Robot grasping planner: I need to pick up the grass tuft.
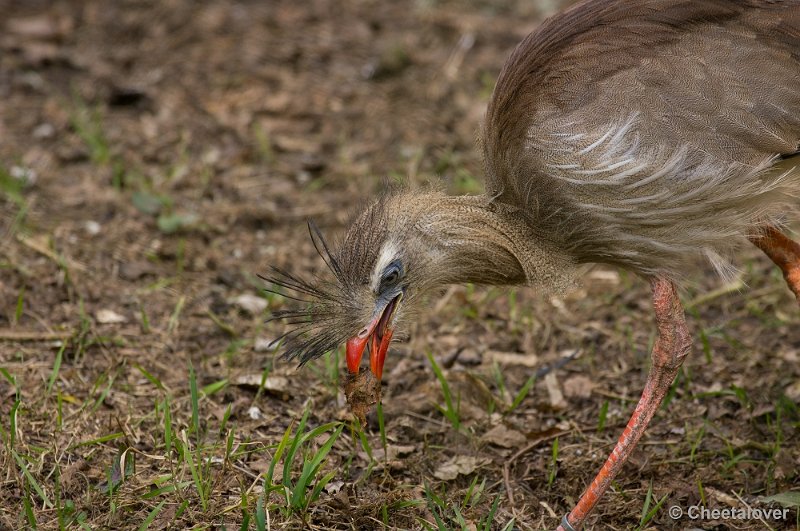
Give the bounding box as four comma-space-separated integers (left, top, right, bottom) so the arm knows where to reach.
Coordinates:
427, 351, 461, 430
264, 407, 344, 517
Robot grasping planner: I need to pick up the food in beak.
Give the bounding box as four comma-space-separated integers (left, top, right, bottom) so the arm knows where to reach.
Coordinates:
345, 295, 400, 380
343, 367, 381, 427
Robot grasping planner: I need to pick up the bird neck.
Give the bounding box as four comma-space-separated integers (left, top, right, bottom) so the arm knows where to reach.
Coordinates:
415, 194, 575, 290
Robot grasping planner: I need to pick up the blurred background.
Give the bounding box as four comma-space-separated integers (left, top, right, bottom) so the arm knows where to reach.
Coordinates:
0, 1, 798, 529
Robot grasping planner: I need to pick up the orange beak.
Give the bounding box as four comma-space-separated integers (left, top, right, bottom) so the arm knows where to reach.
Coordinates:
345, 295, 399, 380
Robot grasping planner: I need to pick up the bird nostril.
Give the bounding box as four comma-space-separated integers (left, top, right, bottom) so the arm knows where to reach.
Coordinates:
358, 328, 369, 338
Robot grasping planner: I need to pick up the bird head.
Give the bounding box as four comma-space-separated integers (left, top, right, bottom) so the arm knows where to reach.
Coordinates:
265, 193, 444, 381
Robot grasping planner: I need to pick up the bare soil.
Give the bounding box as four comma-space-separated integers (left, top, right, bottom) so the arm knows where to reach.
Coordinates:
0, 1, 798, 529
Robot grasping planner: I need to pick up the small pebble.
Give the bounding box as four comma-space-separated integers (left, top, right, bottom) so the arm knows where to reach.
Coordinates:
84, 220, 101, 235
231, 294, 268, 315
96, 309, 127, 324
254, 337, 278, 352
32, 123, 55, 139
10, 165, 37, 186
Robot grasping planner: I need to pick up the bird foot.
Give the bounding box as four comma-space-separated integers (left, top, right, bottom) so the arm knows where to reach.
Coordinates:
559, 277, 691, 530
749, 225, 800, 302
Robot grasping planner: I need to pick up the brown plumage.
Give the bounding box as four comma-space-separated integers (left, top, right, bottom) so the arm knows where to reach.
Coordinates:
484, 0, 800, 280
267, 1, 800, 528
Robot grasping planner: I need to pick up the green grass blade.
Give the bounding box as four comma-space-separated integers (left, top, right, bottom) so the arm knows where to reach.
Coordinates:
137, 500, 166, 531
547, 438, 559, 487
452, 504, 467, 528
377, 401, 387, 452
189, 364, 200, 442
13, 450, 53, 507
163, 398, 172, 456
480, 495, 501, 531
255, 492, 267, 531
356, 423, 373, 462
9, 398, 20, 448
182, 443, 207, 511
638, 481, 654, 527
133, 363, 164, 391
69, 431, 125, 450
597, 400, 609, 432
282, 408, 310, 488
267, 422, 294, 489
639, 494, 668, 529
762, 491, 800, 507
14, 287, 25, 324
309, 469, 337, 505
508, 374, 536, 413
47, 341, 67, 395
499, 520, 516, 531
22, 493, 37, 529
426, 351, 459, 430
201, 379, 228, 397
142, 481, 192, 499
0, 367, 18, 390
292, 424, 343, 508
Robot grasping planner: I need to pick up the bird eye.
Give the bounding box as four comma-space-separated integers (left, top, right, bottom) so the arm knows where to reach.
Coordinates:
379, 261, 403, 291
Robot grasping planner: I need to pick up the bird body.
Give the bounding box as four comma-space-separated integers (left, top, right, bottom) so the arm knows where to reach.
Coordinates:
269, 1, 800, 528
484, 0, 800, 280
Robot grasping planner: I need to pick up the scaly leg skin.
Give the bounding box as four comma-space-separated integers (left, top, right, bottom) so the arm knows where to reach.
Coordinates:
748, 225, 800, 302
557, 277, 692, 531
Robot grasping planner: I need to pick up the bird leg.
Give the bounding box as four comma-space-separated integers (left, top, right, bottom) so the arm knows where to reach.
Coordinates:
748, 225, 800, 302
558, 277, 691, 531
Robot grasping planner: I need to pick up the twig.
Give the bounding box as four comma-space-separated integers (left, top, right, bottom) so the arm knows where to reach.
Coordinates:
509, 429, 572, 465
731, 490, 774, 531
534, 349, 581, 379
401, 410, 450, 428
503, 461, 516, 508
0, 330, 72, 342
592, 389, 637, 403
433, 285, 459, 314
685, 276, 745, 309
17, 233, 87, 272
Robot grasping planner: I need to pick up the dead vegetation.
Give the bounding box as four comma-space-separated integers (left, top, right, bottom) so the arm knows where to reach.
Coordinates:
0, 1, 798, 529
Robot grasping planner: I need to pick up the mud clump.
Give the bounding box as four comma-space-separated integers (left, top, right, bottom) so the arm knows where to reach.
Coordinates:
343, 367, 381, 426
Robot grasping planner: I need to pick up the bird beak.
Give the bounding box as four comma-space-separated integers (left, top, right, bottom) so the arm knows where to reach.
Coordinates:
346, 294, 401, 380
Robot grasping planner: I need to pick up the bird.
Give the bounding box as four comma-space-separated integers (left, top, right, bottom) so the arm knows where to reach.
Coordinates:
265, 1, 800, 529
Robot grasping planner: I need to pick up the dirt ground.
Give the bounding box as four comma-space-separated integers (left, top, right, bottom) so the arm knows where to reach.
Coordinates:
1, 0, 799, 529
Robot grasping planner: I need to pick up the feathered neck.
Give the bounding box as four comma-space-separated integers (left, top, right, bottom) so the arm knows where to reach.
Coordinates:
390, 192, 575, 290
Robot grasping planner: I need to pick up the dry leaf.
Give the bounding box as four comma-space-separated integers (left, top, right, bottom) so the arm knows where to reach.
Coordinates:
256, 461, 283, 481
486, 350, 539, 367
325, 480, 345, 495
563, 375, 595, 399
8, 15, 72, 39
383, 444, 416, 460
586, 269, 620, 284
785, 379, 800, 401
235, 374, 288, 391
433, 455, 489, 481
481, 424, 526, 448
544, 372, 567, 410
779, 349, 798, 363
706, 487, 741, 507
365, 444, 417, 463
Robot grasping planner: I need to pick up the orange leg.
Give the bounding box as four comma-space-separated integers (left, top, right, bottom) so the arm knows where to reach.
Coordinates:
557, 277, 691, 531
748, 225, 800, 302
